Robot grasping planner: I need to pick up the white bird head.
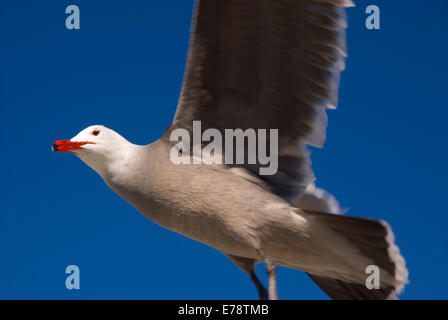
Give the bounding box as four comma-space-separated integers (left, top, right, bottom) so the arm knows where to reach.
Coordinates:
52, 125, 131, 176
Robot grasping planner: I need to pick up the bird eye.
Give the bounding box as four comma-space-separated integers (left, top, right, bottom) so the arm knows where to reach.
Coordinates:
92, 130, 100, 136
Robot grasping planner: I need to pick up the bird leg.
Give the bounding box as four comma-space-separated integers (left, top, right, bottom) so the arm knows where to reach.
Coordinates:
249, 269, 268, 300
226, 254, 268, 300
265, 260, 278, 300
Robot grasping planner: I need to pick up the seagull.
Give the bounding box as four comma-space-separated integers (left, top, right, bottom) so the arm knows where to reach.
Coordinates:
53, 0, 408, 299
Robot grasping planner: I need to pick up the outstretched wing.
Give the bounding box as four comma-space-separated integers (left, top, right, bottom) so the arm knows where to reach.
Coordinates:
170, 0, 353, 201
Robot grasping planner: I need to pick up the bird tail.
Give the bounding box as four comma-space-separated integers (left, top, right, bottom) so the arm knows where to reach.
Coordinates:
291, 183, 407, 299
298, 210, 408, 299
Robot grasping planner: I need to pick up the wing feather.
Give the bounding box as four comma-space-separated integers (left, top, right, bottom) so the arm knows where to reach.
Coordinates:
170, 0, 353, 201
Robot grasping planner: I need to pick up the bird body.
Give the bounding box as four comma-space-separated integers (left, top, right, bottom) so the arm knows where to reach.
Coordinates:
58, 126, 406, 297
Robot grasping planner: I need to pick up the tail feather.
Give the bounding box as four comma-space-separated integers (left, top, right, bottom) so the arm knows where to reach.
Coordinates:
292, 184, 408, 299
308, 274, 398, 300
300, 210, 408, 299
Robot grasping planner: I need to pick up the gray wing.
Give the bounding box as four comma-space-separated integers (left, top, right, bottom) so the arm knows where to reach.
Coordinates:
170, 0, 353, 201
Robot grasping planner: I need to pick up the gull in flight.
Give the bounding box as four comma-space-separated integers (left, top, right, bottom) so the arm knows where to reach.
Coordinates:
53, 0, 408, 299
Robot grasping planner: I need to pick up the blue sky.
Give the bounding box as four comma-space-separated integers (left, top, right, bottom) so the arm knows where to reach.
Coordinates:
0, 1, 447, 299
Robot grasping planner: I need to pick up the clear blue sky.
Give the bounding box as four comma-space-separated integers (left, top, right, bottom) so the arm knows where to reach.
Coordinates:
1, 0, 447, 299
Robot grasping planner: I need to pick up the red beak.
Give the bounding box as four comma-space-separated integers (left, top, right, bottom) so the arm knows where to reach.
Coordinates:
52, 140, 94, 153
